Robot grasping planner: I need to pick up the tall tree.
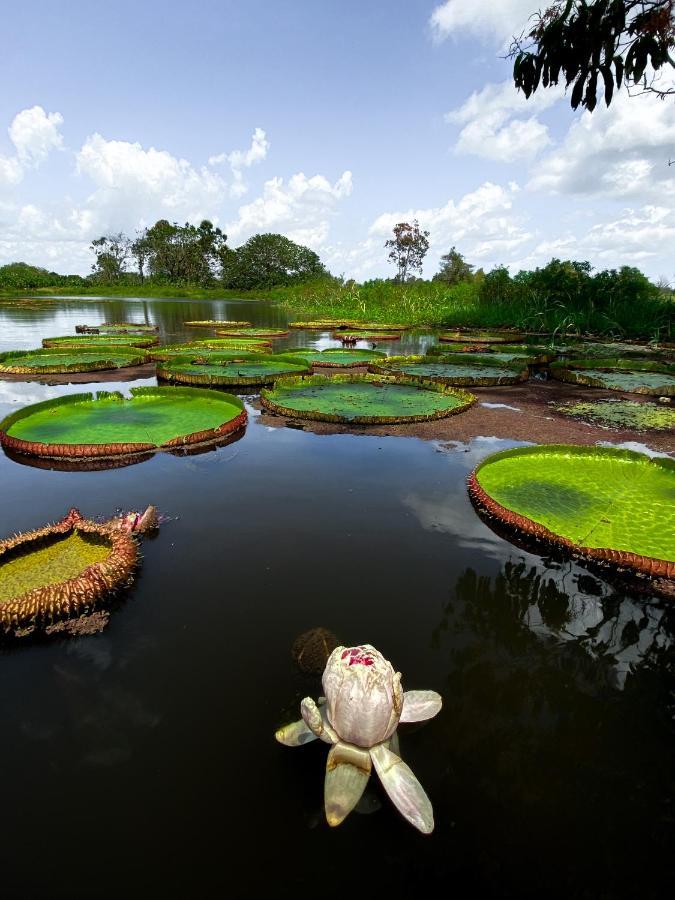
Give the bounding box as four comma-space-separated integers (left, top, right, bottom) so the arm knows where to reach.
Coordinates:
222, 233, 328, 289
432, 246, 475, 285
90, 233, 131, 282
140, 219, 228, 284
510, 1, 675, 111
385, 220, 430, 282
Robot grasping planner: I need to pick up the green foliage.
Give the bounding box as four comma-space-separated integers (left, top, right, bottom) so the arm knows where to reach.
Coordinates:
221, 232, 329, 289
510, 1, 675, 111
385, 220, 430, 282
0, 262, 86, 292
432, 246, 475, 285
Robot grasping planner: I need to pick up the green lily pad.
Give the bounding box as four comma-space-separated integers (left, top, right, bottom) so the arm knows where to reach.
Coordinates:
0, 347, 149, 374
281, 348, 387, 367
332, 331, 401, 342
469, 445, 675, 580
156, 354, 310, 386
215, 328, 289, 338
439, 330, 523, 344
149, 341, 269, 361
550, 358, 675, 395
42, 334, 159, 349
260, 373, 475, 424
369, 355, 528, 386
0, 386, 247, 458
184, 320, 252, 328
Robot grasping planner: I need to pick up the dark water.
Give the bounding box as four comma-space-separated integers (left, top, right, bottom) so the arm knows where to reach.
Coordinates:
0, 297, 674, 899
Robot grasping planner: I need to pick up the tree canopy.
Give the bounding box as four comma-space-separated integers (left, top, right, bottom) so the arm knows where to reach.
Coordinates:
221, 233, 328, 289
510, 1, 675, 111
385, 220, 430, 282
432, 247, 475, 285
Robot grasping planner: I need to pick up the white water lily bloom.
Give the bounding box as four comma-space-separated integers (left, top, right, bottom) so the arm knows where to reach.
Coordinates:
276, 643, 442, 834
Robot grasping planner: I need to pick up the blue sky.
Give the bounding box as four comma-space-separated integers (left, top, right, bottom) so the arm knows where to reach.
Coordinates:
1, 0, 673, 280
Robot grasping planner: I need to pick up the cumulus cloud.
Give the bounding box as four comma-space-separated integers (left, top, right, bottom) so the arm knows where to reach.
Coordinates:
0, 106, 63, 188
429, 0, 536, 45
76, 133, 228, 230
529, 88, 675, 201
208, 127, 270, 197
446, 80, 563, 162
226, 170, 352, 247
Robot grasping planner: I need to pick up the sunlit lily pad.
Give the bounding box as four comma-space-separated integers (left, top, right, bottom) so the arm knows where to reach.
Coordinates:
369, 354, 529, 386
0, 346, 149, 374
156, 353, 310, 386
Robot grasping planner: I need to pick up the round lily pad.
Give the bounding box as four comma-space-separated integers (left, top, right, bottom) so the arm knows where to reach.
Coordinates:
260, 373, 475, 424
0, 508, 139, 636
439, 330, 523, 344
149, 341, 269, 361
184, 320, 252, 328
96, 323, 159, 334
342, 322, 409, 331
468, 445, 675, 583
282, 348, 387, 368
332, 331, 401, 342
156, 353, 311, 387
0, 347, 149, 375
215, 328, 289, 338
552, 399, 675, 432
428, 344, 556, 365
0, 386, 247, 460
567, 340, 664, 359
42, 334, 159, 349
369, 355, 529, 386
550, 358, 675, 395
289, 320, 353, 330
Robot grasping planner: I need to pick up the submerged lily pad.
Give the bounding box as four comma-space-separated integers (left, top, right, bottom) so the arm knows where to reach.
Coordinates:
0, 347, 149, 375
468, 445, 675, 583
42, 334, 159, 349
550, 358, 675, 395
553, 399, 675, 432
156, 353, 310, 386
0, 386, 247, 460
439, 330, 523, 344
260, 373, 475, 424
369, 354, 528, 386
0, 508, 139, 636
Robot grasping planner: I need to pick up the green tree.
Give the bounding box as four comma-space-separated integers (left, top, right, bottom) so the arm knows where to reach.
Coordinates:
385, 220, 430, 282
510, 1, 675, 112
140, 219, 228, 284
432, 246, 475, 285
479, 266, 515, 304
90, 233, 131, 282
222, 233, 328, 289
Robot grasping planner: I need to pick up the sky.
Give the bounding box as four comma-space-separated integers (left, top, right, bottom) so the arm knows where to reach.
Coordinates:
0, 0, 673, 281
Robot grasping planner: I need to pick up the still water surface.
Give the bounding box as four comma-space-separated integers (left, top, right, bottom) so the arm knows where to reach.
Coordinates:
0, 297, 674, 898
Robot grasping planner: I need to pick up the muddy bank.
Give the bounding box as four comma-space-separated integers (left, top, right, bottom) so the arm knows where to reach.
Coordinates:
255, 376, 675, 454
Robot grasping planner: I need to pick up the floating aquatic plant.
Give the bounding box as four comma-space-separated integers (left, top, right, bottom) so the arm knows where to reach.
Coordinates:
553, 399, 675, 432
276, 644, 441, 833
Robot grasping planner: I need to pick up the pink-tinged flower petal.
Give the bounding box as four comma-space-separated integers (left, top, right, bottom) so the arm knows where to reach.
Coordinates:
322, 645, 403, 747
324, 742, 372, 827
275, 719, 317, 747
400, 690, 442, 724
370, 743, 434, 834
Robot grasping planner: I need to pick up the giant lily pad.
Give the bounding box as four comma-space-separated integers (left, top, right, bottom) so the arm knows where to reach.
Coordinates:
369, 354, 528, 386
260, 373, 475, 424
342, 322, 409, 332
156, 353, 310, 386
550, 358, 675, 395
289, 320, 353, 330
0, 386, 247, 460
0, 347, 150, 375
184, 320, 252, 328
149, 342, 269, 361
0, 508, 140, 636
96, 322, 159, 334
215, 328, 289, 338
468, 445, 675, 583
428, 344, 557, 365
552, 399, 675, 432
282, 348, 387, 368
439, 330, 523, 344
42, 334, 159, 349
332, 331, 401, 342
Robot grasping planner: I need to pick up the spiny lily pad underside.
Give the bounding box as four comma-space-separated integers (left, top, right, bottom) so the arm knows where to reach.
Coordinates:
0, 386, 246, 458
261, 373, 475, 424
469, 445, 675, 580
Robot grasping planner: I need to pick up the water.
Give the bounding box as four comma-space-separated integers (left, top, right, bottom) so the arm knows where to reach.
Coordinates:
0, 297, 674, 898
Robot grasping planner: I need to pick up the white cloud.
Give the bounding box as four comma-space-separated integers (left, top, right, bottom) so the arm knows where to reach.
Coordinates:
227, 170, 352, 248
209, 127, 270, 197
0, 106, 63, 188
446, 80, 563, 162
430, 0, 536, 45
76, 133, 228, 229
529, 88, 675, 201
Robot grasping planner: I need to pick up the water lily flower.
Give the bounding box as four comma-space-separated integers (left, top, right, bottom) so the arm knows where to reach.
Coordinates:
276, 644, 442, 834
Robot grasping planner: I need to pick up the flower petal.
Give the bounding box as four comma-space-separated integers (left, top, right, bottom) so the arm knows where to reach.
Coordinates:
370, 743, 434, 834
275, 719, 318, 747
301, 697, 339, 744
400, 690, 442, 724
324, 742, 371, 827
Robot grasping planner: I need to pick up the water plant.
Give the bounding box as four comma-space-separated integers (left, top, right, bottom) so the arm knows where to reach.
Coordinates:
439, 329, 523, 344
156, 353, 311, 386
552, 399, 675, 432
550, 358, 675, 395
331, 331, 401, 342
215, 328, 289, 338
0, 386, 247, 460
0, 347, 150, 375
280, 348, 387, 368
369, 354, 529, 386
276, 643, 442, 833
468, 445, 675, 589
260, 373, 475, 424
184, 320, 252, 328
42, 334, 159, 349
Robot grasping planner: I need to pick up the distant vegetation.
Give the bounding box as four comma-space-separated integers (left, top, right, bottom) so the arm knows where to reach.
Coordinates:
1, 217, 672, 339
